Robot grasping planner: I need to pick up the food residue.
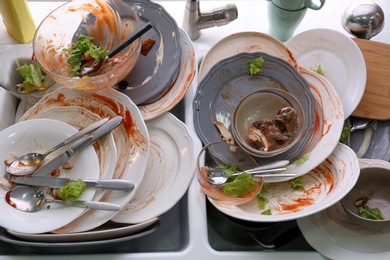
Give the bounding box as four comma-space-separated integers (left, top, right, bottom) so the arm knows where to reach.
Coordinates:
248, 107, 297, 152
56, 179, 86, 202
355, 191, 385, 220
141, 38, 156, 56
223, 172, 257, 198
16, 60, 49, 93
246, 56, 264, 76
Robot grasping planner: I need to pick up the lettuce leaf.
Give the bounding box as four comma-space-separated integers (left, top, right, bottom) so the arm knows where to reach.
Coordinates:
246, 56, 264, 76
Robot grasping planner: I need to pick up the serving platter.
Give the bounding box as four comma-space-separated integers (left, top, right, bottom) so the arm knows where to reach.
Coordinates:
210, 143, 359, 222
297, 159, 390, 259
286, 28, 366, 119
20, 86, 150, 233
198, 31, 299, 81
112, 112, 195, 223
139, 29, 196, 120
0, 119, 99, 234
117, 0, 181, 105
194, 52, 316, 179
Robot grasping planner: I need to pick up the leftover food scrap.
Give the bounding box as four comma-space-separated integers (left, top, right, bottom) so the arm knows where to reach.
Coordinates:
16, 60, 49, 93
246, 56, 264, 76
56, 179, 86, 202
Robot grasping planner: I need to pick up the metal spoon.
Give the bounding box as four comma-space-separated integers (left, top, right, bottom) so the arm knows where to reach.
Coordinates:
345, 117, 375, 146
6, 118, 109, 176
6, 186, 121, 212
341, 1, 385, 40
206, 160, 296, 185
80, 21, 153, 76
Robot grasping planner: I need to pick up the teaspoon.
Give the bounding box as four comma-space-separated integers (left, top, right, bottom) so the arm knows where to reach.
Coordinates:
6, 186, 121, 212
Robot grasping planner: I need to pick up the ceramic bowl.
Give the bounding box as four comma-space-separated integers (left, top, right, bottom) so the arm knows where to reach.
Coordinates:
232, 88, 304, 158
340, 159, 390, 231
33, 0, 141, 91
0, 44, 56, 104
196, 142, 263, 206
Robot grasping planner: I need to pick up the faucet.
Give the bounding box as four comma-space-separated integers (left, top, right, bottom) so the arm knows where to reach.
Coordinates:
182, 0, 238, 41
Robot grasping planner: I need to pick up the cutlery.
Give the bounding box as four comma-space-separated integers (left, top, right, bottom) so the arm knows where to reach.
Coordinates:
7, 175, 134, 191
6, 186, 121, 212
80, 21, 153, 76
32, 116, 122, 177
6, 117, 109, 176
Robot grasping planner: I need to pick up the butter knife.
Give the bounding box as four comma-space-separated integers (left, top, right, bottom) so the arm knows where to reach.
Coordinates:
33, 116, 122, 177
7, 175, 134, 190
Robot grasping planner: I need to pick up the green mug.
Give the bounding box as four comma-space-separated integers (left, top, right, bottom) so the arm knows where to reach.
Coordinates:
272, 0, 325, 11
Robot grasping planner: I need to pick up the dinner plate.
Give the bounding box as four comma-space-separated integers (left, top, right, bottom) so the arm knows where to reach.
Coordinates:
20, 87, 149, 233
198, 31, 299, 81
0, 119, 99, 234
0, 222, 159, 254
210, 143, 359, 222
27, 106, 117, 203
139, 29, 196, 121
112, 113, 195, 223
116, 0, 181, 105
193, 52, 316, 176
286, 28, 366, 119
6, 217, 158, 242
297, 159, 390, 259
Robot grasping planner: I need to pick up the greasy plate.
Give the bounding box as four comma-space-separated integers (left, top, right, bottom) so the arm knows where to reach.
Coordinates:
198, 31, 298, 81
297, 159, 390, 259
6, 218, 158, 242
193, 52, 315, 177
0, 222, 159, 254
116, 0, 181, 105
0, 119, 99, 234
286, 28, 366, 119
23, 106, 117, 203
112, 113, 195, 223
139, 29, 196, 121
20, 87, 149, 233
211, 143, 359, 222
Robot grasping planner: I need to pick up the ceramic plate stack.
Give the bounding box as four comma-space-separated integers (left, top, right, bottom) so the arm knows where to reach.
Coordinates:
194, 31, 361, 222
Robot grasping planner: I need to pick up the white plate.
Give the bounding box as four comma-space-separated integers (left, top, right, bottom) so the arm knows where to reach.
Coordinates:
0, 119, 99, 234
112, 113, 195, 223
6, 217, 159, 242
20, 87, 149, 233
211, 143, 359, 222
298, 159, 390, 259
198, 31, 299, 81
139, 29, 195, 121
286, 28, 366, 119
26, 106, 117, 203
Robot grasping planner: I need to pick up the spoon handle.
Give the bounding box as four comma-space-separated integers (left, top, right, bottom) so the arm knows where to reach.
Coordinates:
47, 199, 121, 211
108, 21, 153, 58
43, 117, 109, 156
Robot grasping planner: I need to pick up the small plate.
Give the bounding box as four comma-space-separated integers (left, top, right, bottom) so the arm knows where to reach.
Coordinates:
286, 28, 366, 119
193, 52, 316, 175
0, 119, 99, 234
210, 143, 359, 222
198, 31, 299, 81
20, 87, 149, 233
297, 159, 390, 259
28, 106, 117, 203
6, 218, 158, 242
139, 29, 195, 121
116, 0, 181, 105
112, 113, 195, 223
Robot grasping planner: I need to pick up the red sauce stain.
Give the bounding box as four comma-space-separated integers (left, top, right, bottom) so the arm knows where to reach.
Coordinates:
280, 197, 315, 212
5, 190, 16, 208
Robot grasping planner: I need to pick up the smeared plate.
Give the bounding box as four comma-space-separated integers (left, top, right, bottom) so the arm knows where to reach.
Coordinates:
0, 119, 99, 234
286, 28, 366, 119
198, 31, 298, 81
6, 218, 158, 242
139, 29, 195, 120
20, 87, 149, 233
297, 159, 390, 259
27, 106, 117, 203
112, 113, 195, 223
116, 0, 181, 105
211, 143, 359, 222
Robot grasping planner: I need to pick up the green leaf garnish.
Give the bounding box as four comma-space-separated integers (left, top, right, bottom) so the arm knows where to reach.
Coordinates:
291, 176, 304, 191
358, 207, 385, 220
340, 126, 352, 142
311, 64, 324, 76
16, 61, 48, 93
246, 56, 264, 76
223, 173, 257, 198
261, 209, 272, 215
293, 153, 311, 165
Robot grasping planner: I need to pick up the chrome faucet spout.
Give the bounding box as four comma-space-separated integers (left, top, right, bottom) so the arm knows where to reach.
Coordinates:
183, 0, 238, 40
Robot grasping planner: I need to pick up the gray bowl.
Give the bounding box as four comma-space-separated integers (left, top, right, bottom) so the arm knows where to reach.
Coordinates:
340, 159, 390, 231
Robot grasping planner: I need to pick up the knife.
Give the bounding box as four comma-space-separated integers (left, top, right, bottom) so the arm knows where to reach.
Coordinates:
33, 116, 122, 177
7, 175, 134, 190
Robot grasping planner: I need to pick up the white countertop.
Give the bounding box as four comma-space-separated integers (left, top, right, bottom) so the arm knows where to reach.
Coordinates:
0, 1, 389, 259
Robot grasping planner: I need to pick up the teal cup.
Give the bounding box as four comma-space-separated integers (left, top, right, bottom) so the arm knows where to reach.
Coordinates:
272, 0, 325, 11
